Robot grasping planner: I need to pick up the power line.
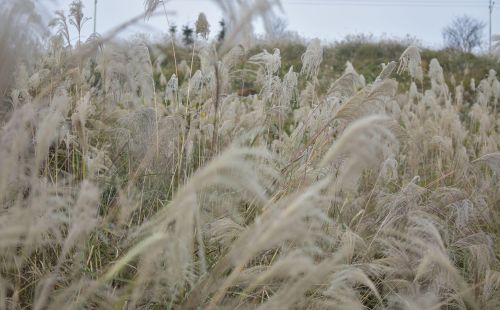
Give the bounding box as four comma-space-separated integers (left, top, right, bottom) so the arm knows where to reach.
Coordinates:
178, 0, 485, 3
280, 0, 488, 3
179, 0, 498, 8
282, 0, 491, 8
283, 0, 482, 3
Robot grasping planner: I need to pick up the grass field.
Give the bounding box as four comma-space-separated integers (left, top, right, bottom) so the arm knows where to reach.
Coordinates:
1, 0, 499, 309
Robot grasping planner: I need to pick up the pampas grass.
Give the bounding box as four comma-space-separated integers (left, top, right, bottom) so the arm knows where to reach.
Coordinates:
0, 0, 499, 309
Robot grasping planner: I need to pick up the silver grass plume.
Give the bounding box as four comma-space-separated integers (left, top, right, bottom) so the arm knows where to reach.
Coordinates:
319, 115, 398, 192
144, 0, 162, 19
333, 78, 398, 124
328, 62, 364, 101
398, 45, 423, 82
104, 146, 277, 304
0, 0, 45, 112
212, 0, 282, 53
35, 93, 68, 170
249, 48, 281, 77
280, 66, 298, 107
49, 10, 72, 48
472, 152, 500, 174
68, 0, 90, 46
429, 59, 445, 85
195, 12, 210, 40
165, 73, 178, 104
301, 38, 323, 79
376, 61, 397, 81
429, 58, 447, 99
249, 48, 281, 99
129, 41, 155, 103
184, 177, 335, 309
221, 44, 246, 70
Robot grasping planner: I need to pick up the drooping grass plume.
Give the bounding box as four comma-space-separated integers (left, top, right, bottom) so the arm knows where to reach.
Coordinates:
0, 0, 499, 309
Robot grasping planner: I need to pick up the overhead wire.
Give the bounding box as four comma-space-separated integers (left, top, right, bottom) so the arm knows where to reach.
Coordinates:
282, 0, 491, 8
177, 0, 497, 9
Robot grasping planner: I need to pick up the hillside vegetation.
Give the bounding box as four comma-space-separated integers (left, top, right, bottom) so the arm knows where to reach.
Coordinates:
0, 0, 499, 309
158, 38, 498, 95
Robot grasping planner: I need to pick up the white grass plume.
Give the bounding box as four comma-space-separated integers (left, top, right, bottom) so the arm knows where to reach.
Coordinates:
301, 38, 323, 79
398, 45, 423, 82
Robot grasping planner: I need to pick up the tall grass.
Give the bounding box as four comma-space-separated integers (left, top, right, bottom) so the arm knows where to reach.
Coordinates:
0, 0, 499, 309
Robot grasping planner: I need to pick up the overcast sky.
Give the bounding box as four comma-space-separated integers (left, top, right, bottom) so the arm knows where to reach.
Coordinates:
50, 0, 499, 49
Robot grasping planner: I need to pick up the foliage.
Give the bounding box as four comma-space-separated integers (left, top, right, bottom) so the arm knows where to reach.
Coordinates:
442, 15, 486, 53
182, 24, 194, 46
217, 19, 226, 43
0, 1, 499, 309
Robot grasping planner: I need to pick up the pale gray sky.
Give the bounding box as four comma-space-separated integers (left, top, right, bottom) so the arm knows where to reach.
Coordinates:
50, 0, 499, 49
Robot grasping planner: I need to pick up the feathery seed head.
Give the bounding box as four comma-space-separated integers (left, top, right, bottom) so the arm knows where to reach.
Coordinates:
301, 38, 323, 79
166, 73, 179, 104
398, 45, 423, 82
195, 12, 210, 39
